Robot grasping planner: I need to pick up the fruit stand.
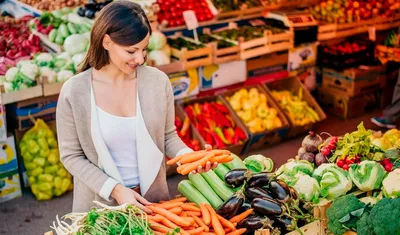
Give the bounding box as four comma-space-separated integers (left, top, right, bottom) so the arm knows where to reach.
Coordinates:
0, 0, 399, 234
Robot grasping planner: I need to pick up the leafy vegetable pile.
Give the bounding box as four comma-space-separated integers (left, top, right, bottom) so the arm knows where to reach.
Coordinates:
20, 119, 72, 200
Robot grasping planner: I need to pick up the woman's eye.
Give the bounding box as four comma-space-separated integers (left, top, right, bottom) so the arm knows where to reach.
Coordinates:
127, 50, 136, 54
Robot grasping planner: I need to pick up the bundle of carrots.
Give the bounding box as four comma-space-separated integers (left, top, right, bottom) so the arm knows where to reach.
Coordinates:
147, 197, 251, 235
167, 150, 234, 175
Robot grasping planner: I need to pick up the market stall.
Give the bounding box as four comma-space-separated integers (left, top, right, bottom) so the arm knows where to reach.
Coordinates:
0, 0, 399, 234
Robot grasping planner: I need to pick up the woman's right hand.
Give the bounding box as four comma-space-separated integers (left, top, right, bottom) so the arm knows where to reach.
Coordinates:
111, 184, 153, 214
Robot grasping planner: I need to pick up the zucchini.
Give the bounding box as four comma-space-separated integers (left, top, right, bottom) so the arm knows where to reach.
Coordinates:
202, 171, 234, 201
214, 164, 230, 180
189, 173, 223, 209
224, 154, 247, 170
178, 180, 210, 206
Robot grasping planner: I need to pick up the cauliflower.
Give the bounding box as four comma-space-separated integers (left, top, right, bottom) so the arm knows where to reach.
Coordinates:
5, 67, 19, 82
3, 82, 13, 93
20, 63, 39, 80
34, 53, 54, 67
16, 60, 34, 68
40, 67, 57, 84
276, 159, 314, 176
382, 169, 400, 198
56, 52, 72, 63
57, 70, 74, 83
278, 172, 320, 202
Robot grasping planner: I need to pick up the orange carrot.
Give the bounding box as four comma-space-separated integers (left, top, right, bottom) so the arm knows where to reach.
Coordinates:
179, 152, 207, 164
148, 220, 171, 233
199, 203, 211, 226
154, 214, 180, 229
217, 215, 235, 231
211, 150, 231, 156
205, 204, 225, 235
161, 197, 187, 204
229, 209, 254, 223
186, 227, 205, 234
226, 228, 246, 235
179, 228, 191, 235
153, 232, 164, 235
186, 202, 197, 206
218, 155, 234, 163
146, 215, 161, 222
167, 155, 185, 165
199, 233, 216, 235
187, 211, 202, 217
169, 207, 183, 214
181, 211, 189, 217
193, 215, 209, 232
147, 206, 192, 227
154, 201, 184, 209
182, 204, 201, 212
211, 155, 230, 163
181, 153, 215, 175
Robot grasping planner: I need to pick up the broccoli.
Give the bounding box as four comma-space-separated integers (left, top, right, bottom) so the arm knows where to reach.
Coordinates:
326, 194, 366, 235
356, 211, 376, 235
369, 198, 400, 235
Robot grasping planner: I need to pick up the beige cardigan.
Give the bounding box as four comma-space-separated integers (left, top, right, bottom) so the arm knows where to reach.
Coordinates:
56, 66, 191, 212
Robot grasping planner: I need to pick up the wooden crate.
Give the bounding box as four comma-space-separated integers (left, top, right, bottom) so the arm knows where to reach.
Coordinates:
168, 33, 213, 69
0, 78, 43, 105
321, 65, 387, 97
376, 45, 400, 64
318, 13, 400, 41
256, 220, 325, 235
32, 31, 63, 54
42, 77, 65, 97
202, 29, 241, 64
215, 6, 264, 20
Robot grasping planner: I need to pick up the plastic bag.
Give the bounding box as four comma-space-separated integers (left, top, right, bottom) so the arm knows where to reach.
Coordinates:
19, 119, 72, 200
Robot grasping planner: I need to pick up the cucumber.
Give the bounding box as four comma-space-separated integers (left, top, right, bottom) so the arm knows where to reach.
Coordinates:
202, 171, 234, 201
188, 173, 223, 209
178, 180, 209, 206
67, 23, 77, 35
49, 29, 57, 43
223, 154, 247, 170
55, 33, 64, 45
58, 23, 70, 38
213, 164, 230, 180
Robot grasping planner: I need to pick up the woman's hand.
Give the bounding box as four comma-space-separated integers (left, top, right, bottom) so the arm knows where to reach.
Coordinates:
192, 144, 218, 174
111, 184, 153, 214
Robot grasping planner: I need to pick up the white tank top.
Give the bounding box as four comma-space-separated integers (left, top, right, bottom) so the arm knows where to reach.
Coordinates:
97, 106, 140, 188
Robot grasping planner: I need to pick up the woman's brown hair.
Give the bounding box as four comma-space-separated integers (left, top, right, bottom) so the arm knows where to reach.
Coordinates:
80, 1, 152, 72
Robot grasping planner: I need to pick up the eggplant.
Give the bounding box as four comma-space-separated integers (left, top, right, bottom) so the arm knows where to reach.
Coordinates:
85, 9, 96, 19
269, 180, 290, 203
274, 215, 295, 233
217, 191, 245, 219
77, 7, 86, 17
247, 172, 272, 187
245, 187, 273, 201
237, 215, 272, 230
224, 169, 249, 188
237, 202, 252, 214
251, 198, 283, 217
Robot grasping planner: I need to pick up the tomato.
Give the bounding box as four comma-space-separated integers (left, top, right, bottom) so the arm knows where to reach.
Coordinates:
168, 20, 177, 27
206, 13, 214, 20
201, 1, 208, 7
171, 11, 179, 18
336, 160, 345, 168
198, 14, 206, 21
176, 19, 185, 25
175, 3, 182, 9
187, 3, 194, 10
342, 164, 350, 170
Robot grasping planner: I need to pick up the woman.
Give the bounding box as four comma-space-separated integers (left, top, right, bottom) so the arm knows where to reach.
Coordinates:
56, 1, 214, 213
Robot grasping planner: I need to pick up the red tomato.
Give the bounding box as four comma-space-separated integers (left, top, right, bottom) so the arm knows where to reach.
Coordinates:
175, 3, 182, 9
206, 13, 214, 20
198, 14, 206, 21
168, 20, 177, 27
187, 3, 194, 9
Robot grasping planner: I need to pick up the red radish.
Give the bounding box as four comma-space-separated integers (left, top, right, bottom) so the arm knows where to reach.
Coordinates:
384, 163, 393, 172
342, 164, 350, 170
337, 160, 345, 168
382, 159, 391, 165
345, 158, 354, 164
321, 147, 331, 156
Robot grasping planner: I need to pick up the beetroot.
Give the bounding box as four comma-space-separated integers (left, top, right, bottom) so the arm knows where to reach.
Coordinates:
302, 131, 323, 153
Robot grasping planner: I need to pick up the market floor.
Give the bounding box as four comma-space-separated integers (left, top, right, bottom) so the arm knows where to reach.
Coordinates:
0, 111, 384, 235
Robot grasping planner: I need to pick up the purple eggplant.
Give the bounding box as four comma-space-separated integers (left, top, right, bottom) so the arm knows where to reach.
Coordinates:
274, 215, 295, 233
244, 187, 273, 201
269, 180, 290, 203
237, 202, 252, 214
237, 215, 272, 230
217, 191, 245, 219
247, 172, 272, 187
225, 169, 250, 188
251, 198, 283, 217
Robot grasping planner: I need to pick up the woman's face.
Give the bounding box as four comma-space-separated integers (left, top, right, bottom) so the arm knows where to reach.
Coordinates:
103, 33, 150, 75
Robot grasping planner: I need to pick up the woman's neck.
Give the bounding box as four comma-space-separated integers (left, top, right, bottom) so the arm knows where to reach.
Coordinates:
94, 63, 137, 84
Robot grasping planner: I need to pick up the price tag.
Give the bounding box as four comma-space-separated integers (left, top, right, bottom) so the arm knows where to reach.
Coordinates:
183, 10, 199, 30
368, 26, 376, 41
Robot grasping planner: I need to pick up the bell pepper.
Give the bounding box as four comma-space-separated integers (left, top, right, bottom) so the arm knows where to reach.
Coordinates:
202, 102, 216, 116
210, 131, 226, 149
235, 127, 247, 140
175, 116, 183, 129
196, 114, 210, 129
194, 103, 201, 115
213, 102, 229, 114
215, 112, 232, 127
185, 106, 196, 121
215, 127, 231, 145
202, 128, 216, 147
224, 128, 235, 144
180, 117, 190, 137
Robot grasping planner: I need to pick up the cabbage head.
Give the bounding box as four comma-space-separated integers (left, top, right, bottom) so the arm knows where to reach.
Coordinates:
349, 161, 386, 192
382, 169, 400, 198
276, 159, 314, 176
64, 34, 89, 56
313, 164, 352, 200
148, 31, 167, 51
243, 154, 274, 173
278, 172, 320, 202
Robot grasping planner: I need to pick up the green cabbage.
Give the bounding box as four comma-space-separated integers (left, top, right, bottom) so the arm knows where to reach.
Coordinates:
382, 169, 400, 198
243, 154, 274, 173
349, 160, 386, 192
278, 172, 320, 202
276, 159, 314, 176
64, 34, 89, 56
313, 164, 352, 200
148, 31, 167, 51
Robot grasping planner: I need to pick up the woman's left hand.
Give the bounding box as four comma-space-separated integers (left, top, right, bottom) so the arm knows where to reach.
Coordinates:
192, 144, 218, 174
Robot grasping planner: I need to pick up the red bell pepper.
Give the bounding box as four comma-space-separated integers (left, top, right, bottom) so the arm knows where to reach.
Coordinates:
208, 129, 226, 149
235, 126, 247, 140
180, 116, 190, 137
196, 114, 210, 129
202, 128, 214, 146
215, 127, 231, 145
224, 128, 235, 144
202, 102, 216, 116
214, 112, 232, 127
213, 102, 230, 114
185, 106, 196, 121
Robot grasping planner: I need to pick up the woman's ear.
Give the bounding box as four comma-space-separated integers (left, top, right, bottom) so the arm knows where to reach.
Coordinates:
102, 34, 112, 51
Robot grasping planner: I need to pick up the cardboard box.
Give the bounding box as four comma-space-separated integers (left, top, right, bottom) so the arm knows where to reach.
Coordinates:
8, 101, 57, 131
0, 105, 7, 142
168, 69, 200, 100
321, 65, 387, 97
198, 61, 247, 91
288, 43, 318, 72
220, 85, 290, 153
0, 171, 22, 203
264, 77, 327, 138
0, 135, 18, 175
246, 52, 288, 78
178, 96, 249, 155
318, 87, 382, 119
